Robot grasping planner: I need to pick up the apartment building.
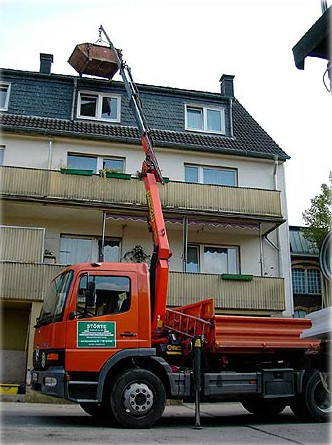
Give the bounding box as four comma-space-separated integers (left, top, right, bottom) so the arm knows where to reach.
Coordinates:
0, 52, 292, 390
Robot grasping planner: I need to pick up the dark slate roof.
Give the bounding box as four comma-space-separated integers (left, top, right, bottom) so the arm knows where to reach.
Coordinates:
0, 68, 289, 160
0, 101, 289, 160
289, 226, 319, 255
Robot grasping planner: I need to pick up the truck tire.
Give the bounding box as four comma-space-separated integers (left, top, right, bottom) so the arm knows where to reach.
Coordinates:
290, 371, 331, 422
241, 398, 287, 417
107, 368, 166, 428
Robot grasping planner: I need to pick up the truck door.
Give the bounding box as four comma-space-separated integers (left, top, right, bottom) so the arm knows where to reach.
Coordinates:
65, 271, 139, 372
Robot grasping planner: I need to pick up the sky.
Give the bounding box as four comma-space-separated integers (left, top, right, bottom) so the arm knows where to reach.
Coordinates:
0, 0, 331, 225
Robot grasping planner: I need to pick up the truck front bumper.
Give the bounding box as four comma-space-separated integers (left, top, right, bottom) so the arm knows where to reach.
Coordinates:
31, 367, 67, 399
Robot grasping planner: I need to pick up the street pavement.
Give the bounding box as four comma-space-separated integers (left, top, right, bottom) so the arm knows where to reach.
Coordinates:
0, 401, 331, 444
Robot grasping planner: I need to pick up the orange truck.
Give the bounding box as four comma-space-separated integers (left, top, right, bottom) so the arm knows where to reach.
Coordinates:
31, 27, 330, 428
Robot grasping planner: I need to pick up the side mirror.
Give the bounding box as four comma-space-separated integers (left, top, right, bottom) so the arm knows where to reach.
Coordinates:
85, 281, 96, 308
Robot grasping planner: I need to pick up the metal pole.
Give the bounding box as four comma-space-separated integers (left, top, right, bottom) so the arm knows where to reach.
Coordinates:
193, 336, 203, 429
100, 210, 106, 262
259, 222, 264, 276
183, 216, 188, 272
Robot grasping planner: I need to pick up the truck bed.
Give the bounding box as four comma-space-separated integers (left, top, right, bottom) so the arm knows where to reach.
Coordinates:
165, 299, 320, 353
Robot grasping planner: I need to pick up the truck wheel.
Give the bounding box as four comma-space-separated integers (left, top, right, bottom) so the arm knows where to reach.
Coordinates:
290, 371, 331, 422
241, 398, 287, 416
107, 368, 166, 428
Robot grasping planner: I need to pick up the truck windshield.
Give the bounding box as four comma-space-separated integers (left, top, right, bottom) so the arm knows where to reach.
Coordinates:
36, 270, 74, 327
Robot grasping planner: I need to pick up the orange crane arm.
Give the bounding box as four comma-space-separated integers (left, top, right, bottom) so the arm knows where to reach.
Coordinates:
99, 26, 171, 333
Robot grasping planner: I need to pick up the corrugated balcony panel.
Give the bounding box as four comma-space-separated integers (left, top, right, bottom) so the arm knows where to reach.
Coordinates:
160, 182, 281, 216
0, 166, 49, 198
0, 226, 44, 262
168, 272, 285, 312
1, 262, 285, 313
49, 172, 146, 204
0, 262, 64, 301
0, 167, 282, 218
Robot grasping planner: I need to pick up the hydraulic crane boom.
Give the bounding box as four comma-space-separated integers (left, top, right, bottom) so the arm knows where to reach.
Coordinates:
99, 26, 171, 333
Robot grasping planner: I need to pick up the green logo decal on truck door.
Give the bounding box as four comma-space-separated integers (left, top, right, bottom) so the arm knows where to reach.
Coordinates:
77, 321, 116, 348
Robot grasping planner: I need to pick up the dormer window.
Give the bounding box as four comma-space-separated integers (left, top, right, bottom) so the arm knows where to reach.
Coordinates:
78, 91, 121, 122
185, 104, 225, 134
0, 83, 11, 111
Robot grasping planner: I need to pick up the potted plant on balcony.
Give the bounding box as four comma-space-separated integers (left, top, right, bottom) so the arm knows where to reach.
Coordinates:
123, 245, 150, 263
99, 168, 131, 180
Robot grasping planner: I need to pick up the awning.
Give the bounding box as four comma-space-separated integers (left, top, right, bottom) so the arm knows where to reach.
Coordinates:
104, 212, 259, 231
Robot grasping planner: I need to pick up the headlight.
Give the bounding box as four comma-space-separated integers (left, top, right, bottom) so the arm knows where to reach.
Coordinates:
44, 377, 57, 387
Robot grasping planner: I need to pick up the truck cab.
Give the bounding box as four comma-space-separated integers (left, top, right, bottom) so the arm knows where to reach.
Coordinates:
32, 262, 154, 399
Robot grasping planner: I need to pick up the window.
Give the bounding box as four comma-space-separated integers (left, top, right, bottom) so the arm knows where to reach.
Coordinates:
60, 236, 120, 265
66, 154, 125, 174
0, 83, 10, 111
77, 274, 131, 316
67, 154, 97, 171
185, 104, 225, 134
0, 146, 4, 165
186, 245, 199, 273
186, 244, 238, 274
185, 165, 237, 186
37, 270, 73, 326
78, 91, 120, 122
103, 158, 124, 172
203, 246, 238, 274
292, 267, 321, 294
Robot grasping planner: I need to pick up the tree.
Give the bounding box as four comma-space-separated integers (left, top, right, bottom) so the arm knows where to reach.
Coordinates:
302, 173, 332, 249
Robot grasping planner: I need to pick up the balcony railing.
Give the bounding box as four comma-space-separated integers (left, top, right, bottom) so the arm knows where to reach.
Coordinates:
0, 166, 282, 219
0, 261, 285, 313
167, 271, 285, 312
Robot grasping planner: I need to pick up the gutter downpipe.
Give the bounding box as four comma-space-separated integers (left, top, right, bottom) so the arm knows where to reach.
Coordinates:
47, 139, 53, 170
264, 156, 282, 276
273, 155, 283, 278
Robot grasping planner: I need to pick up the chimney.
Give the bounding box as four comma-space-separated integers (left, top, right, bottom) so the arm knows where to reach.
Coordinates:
220, 74, 235, 98
40, 53, 54, 74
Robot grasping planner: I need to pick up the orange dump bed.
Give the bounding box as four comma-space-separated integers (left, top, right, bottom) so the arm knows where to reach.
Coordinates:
166, 299, 320, 354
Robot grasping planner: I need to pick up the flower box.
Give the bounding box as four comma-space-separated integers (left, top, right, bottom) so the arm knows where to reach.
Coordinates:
105, 172, 131, 180
221, 274, 253, 281
60, 168, 94, 176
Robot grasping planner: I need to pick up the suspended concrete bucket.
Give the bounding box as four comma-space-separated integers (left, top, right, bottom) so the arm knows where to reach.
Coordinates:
68, 43, 121, 79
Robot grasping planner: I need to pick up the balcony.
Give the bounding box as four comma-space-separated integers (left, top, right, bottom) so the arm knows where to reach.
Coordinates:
0, 166, 283, 222
0, 261, 285, 314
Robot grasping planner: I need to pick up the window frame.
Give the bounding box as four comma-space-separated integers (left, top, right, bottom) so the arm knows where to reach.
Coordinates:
66, 153, 126, 174
77, 273, 131, 316
185, 244, 200, 273
185, 103, 226, 134
184, 164, 237, 187
0, 82, 11, 111
292, 266, 321, 295
77, 90, 121, 122
186, 243, 239, 275
0, 145, 5, 166
59, 234, 121, 265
